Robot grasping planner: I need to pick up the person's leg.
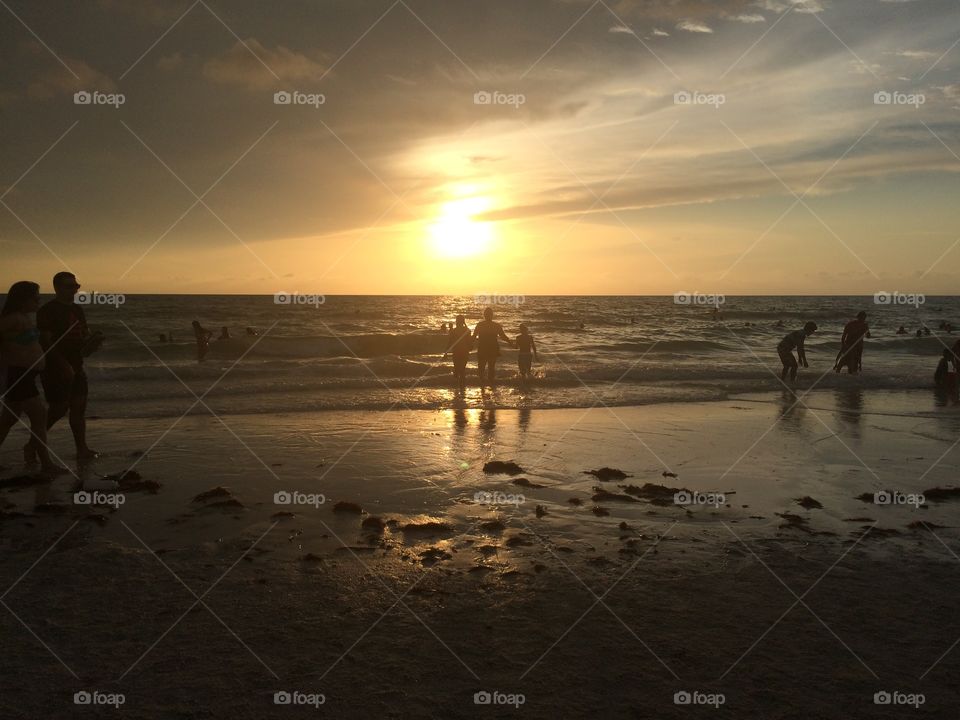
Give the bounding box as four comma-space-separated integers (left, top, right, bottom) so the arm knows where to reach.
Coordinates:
477, 355, 488, 385
22, 397, 64, 473
488, 359, 497, 386
0, 402, 20, 449
789, 354, 798, 381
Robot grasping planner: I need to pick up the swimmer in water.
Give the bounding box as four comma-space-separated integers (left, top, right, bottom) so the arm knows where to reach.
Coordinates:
515, 324, 538, 381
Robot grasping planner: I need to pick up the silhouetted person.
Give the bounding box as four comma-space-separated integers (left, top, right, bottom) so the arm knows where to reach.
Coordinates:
158, 333, 167, 343
835, 311, 870, 374
924, 326, 931, 336
473, 307, 511, 386
896, 325, 907, 335
192, 320, 213, 362
444, 315, 473, 392
245, 327, 259, 336
778, 321, 817, 382
27, 272, 101, 462
219, 326, 230, 340
917, 329, 923, 338
936, 348, 952, 388
0, 281, 65, 474
515, 324, 538, 380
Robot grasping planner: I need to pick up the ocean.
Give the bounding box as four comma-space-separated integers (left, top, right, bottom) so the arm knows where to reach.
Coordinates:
56, 294, 960, 418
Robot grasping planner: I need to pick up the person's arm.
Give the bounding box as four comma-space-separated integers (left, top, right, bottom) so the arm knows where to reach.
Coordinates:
498, 324, 511, 345
798, 339, 808, 367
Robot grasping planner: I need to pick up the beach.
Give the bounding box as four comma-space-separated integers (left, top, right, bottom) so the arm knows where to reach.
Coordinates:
2, 391, 960, 718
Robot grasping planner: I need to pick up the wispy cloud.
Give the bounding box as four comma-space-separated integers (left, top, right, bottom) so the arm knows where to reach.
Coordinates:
677, 19, 713, 33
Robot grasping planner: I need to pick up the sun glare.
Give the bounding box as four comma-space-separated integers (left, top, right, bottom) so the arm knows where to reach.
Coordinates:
428, 195, 494, 258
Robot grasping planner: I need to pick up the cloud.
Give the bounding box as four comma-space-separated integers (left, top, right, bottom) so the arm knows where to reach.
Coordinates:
652, 28, 670, 36
19, 41, 116, 100
756, 0, 825, 13
203, 38, 327, 90
609, 25, 636, 35
677, 20, 713, 33
894, 50, 938, 60
730, 13, 767, 22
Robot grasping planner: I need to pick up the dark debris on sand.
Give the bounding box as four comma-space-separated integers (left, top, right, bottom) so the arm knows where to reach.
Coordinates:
332, 501, 364, 514
107, 470, 161, 494
583, 467, 630, 482
620, 483, 687, 506
512, 477, 545, 488
923, 487, 960, 502
795, 496, 823, 510
193, 486, 234, 503
591, 486, 637, 503
483, 460, 524, 475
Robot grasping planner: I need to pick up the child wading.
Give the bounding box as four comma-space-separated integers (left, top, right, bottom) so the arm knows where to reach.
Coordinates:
777, 321, 817, 382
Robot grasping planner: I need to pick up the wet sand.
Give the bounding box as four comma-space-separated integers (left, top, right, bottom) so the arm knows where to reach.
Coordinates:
1, 391, 960, 717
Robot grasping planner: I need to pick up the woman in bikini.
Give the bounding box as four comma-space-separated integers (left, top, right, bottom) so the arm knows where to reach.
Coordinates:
0, 281, 65, 474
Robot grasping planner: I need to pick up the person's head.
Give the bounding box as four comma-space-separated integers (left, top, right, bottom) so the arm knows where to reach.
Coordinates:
483, 307, 493, 320
857, 311, 866, 321
192, 320, 201, 329
221, 326, 228, 333
455, 314, 466, 327
52, 271, 80, 301
519, 323, 529, 335
2, 281, 41, 316
803, 321, 818, 335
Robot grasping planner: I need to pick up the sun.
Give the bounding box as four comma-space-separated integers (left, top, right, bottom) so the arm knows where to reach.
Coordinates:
428, 195, 494, 258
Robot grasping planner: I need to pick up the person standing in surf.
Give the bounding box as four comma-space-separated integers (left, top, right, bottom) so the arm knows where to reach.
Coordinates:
835, 311, 870, 374
473, 307, 512, 387
777, 321, 817, 382
445, 315, 473, 391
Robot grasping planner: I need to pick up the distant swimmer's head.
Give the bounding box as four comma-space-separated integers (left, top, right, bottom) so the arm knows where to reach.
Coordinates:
803, 321, 818, 334
192, 320, 201, 329
519, 324, 529, 334
455, 314, 466, 327
857, 311, 867, 321
483, 307, 494, 320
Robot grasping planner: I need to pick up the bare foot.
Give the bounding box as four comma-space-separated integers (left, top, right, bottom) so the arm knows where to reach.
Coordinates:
23, 443, 38, 464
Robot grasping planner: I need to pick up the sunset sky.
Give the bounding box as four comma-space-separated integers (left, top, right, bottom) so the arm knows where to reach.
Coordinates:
1, 0, 958, 295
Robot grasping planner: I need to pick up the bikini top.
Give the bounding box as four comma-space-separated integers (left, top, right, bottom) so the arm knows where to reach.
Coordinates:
2, 324, 39, 346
